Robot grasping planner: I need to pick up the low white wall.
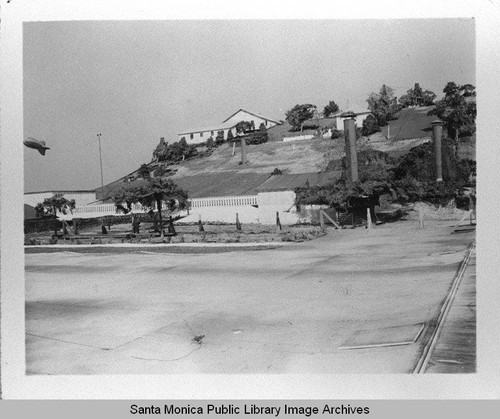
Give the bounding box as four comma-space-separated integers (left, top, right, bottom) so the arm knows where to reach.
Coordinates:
185, 195, 259, 223
182, 205, 259, 224
257, 190, 301, 225
58, 202, 184, 220
54, 192, 323, 225
297, 205, 329, 224
58, 203, 144, 220
282, 134, 315, 142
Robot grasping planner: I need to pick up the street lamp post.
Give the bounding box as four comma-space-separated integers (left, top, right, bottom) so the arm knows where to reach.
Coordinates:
97, 133, 104, 190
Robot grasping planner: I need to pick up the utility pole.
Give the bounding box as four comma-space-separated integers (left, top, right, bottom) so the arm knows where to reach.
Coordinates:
97, 133, 104, 189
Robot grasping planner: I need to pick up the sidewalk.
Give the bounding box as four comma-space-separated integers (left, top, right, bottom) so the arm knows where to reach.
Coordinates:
424, 249, 476, 373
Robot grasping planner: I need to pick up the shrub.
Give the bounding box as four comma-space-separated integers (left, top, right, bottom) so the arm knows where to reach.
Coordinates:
361, 114, 380, 136
331, 129, 343, 139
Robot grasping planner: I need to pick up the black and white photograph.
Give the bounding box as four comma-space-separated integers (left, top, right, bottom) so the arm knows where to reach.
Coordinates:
2, 0, 500, 401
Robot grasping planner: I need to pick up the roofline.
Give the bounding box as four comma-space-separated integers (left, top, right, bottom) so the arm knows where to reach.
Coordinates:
178, 123, 237, 135
24, 189, 97, 195
222, 109, 281, 124
332, 110, 371, 117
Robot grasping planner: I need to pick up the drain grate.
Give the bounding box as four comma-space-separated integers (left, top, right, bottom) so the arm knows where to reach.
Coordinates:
339, 323, 425, 350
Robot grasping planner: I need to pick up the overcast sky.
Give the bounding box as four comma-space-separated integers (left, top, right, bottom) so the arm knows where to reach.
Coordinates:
23, 19, 475, 192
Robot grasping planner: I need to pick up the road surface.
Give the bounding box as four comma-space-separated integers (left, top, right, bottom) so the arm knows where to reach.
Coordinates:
25, 221, 475, 374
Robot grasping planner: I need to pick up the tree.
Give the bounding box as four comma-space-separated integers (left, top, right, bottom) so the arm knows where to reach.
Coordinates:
38, 193, 76, 235
137, 163, 151, 179
216, 130, 224, 144
114, 177, 188, 237
323, 100, 340, 117
153, 138, 198, 163
390, 134, 475, 205
285, 104, 317, 131
399, 83, 436, 108
235, 121, 252, 134
34, 203, 45, 218
152, 137, 168, 161
330, 129, 343, 139
366, 85, 400, 126
429, 82, 476, 152
296, 147, 394, 213
361, 114, 380, 136
246, 123, 269, 145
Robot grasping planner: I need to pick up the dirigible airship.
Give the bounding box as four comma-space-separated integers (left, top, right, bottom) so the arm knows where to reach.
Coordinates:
24, 137, 50, 155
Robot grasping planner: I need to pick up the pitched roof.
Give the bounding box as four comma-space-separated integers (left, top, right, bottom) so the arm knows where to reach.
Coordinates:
24, 189, 97, 195
331, 108, 371, 118
178, 122, 237, 135
173, 172, 271, 198
256, 171, 341, 192
222, 109, 281, 124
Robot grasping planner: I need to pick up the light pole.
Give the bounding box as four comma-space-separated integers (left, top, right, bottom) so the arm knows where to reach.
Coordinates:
97, 133, 104, 189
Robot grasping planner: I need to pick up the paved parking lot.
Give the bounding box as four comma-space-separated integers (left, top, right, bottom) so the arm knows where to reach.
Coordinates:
25, 221, 475, 374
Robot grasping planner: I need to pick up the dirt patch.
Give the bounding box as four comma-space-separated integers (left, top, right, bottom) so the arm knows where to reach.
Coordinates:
403, 202, 470, 221
25, 225, 326, 248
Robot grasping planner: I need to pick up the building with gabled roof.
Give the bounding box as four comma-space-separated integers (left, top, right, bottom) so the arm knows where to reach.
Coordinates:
222, 109, 281, 126
178, 109, 280, 145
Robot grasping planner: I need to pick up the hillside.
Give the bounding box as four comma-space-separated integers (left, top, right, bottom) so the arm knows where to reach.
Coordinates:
169, 138, 343, 179
367, 106, 434, 157
170, 106, 437, 179
96, 106, 475, 201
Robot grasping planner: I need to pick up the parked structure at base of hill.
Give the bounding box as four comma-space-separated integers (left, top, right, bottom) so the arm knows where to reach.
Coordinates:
27, 171, 341, 226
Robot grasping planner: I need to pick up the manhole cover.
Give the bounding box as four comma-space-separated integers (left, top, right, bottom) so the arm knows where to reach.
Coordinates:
339, 323, 425, 350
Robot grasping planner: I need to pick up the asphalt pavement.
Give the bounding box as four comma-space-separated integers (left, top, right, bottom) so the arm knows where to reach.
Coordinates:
25, 221, 475, 374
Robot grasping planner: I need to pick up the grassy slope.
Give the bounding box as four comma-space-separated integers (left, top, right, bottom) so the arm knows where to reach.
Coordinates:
366, 106, 435, 157
97, 106, 476, 202
169, 107, 443, 179
170, 138, 345, 179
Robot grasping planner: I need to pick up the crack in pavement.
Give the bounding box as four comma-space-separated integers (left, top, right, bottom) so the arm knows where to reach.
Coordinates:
26, 333, 112, 350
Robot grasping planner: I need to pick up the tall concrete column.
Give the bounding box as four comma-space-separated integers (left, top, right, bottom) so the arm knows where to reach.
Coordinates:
240, 137, 247, 164
432, 119, 443, 182
342, 112, 359, 185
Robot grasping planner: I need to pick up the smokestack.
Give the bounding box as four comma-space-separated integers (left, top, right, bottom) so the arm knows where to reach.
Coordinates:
240, 136, 247, 164
342, 112, 359, 185
431, 119, 443, 182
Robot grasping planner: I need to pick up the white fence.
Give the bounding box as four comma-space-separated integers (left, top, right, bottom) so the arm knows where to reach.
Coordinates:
72, 203, 144, 215
61, 202, 175, 220
191, 195, 258, 208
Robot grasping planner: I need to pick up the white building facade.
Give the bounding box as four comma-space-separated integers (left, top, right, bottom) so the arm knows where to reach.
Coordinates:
334, 111, 371, 130
178, 109, 280, 145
